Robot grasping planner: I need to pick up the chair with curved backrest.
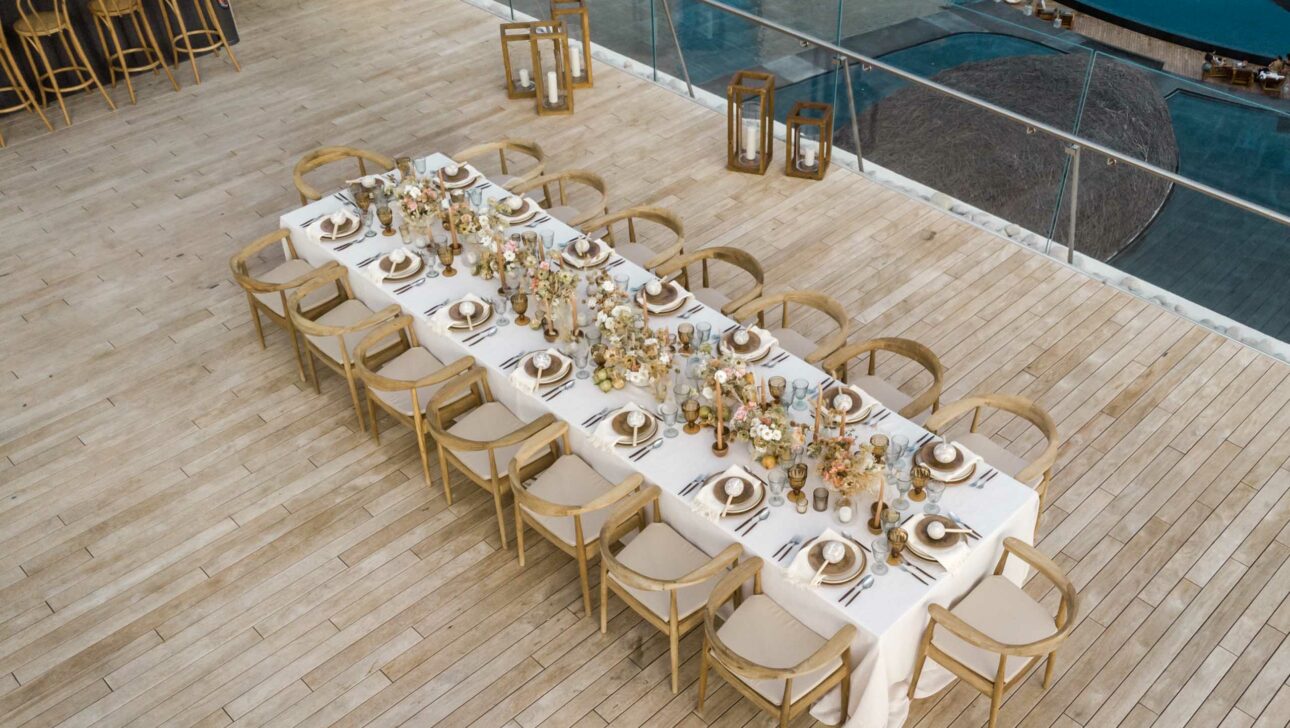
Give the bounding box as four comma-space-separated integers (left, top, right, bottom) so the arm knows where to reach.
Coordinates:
12, 0, 117, 126
923, 393, 1059, 524
0, 29, 54, 147
509, 420, 642, 616
653, 246, 764, 316
510, 169, 608, 228
229, 229, 332, 382
352, 315, 475, 489
580, 206, 685, 271
908, 537, 1077, 728
599, 485, 742, 693
450, 138, 546, 190
288, 266, 401, 432
293, 146, 395, 205
698, 557, 856, 726
821, 337, 945, 421
425, 366, 557, 550
730, 292, 850, 365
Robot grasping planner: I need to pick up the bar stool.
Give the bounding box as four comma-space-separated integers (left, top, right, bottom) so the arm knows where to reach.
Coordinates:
12, 0, 117, 126
156, 0, 241, 84
89, 0, 180, 104
0, 29, 55, 146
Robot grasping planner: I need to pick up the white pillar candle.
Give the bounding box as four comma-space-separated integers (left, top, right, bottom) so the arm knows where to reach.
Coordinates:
741, 120, 757, 161
803, 143, 817, 168
519, 68, 530, 88
546, 70, 559, 105
570, 45, 583, 79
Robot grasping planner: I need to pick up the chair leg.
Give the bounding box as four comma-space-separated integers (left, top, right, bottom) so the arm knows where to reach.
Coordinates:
368, 398, 381, 443
576, 548, 592, 617
492, 486, 509, 550
840, 653, 852, 725
436, 446, 453, 505
415, 430, 433, 490
598, 563, 608, 634
3, 45, 52, 132
696, 636, 710, 711
64, 26, 116, 111
101, 16, 137, 104
344, 371, 366, 433
908, 626, 933, 699
1043, 652, 1056, 688
668, 628, 680, 694
201, 0, 240, 72
247, 298, 266, 348
92, 18, 115, 88
134, 10, 180, 92
989, 681, 1004, 728
24, 37, 70, 126
168, 2, 201, 83
306, 352, 321, 394
514, 503, 527, 566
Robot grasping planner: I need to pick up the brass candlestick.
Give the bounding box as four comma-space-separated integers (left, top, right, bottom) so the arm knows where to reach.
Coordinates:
511, 292, 530, 325
437, 244, 456, 276
887, 527, 909, 565
909, 465, 929, 502
868, 500, 889, 535
787, 462, 808, 504
377, 205, 394, 236
682, 398, 701, 434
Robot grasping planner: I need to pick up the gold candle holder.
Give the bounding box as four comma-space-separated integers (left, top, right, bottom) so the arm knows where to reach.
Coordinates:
395, 156, 415, 180
868, 500, 889, 535
909, 465, 929, 502
887, 527, 909, 565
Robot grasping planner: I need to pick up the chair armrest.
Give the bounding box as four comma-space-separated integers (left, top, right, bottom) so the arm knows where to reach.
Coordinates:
788, 624, 856, 675
576, 473, 644, 514
928, 603, 1064, 658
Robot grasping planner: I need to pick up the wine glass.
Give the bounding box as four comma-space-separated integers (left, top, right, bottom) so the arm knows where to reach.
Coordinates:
660, 402, 679, 438
437, 245, 456, 276
493, 295, 510, 326
695, 322, 712, 346
870, 539, 889, 575
894, 468, 912, 511
925, 482, 945, 515
791, 378, 809, 411
768, 468, 787, 507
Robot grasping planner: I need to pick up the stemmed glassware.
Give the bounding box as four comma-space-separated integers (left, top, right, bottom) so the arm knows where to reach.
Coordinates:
493, 295, 510, 326
791, 378, 809, 411
870, 539, 890, 575
660, 402, 679, 438
925, 482, 945, 515
573, 339, 591, 379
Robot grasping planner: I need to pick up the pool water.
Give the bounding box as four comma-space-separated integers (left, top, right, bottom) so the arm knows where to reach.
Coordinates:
1061, 0, 1290, 62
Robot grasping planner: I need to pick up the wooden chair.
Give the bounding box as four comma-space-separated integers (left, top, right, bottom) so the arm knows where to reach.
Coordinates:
511, 169, 608, 228
599, 485, 742, 693
89, 0, 180, 104
450, 138, 546, 190
908, 537, 1078, 728
12, 0, 117, 126
288, 265, 401, 432
924, 393, 1059, 525
1262, 75, 1286, 97
293, 146, 395, 206
1231, 66, 1255, 87
730, 292, 850, 365
698, 557, 856, 726
1202, 64, 1233, 81
0, 30, 54, 146
426, 366, 557, 549
653, 246, 763, 316
353, 315, 476, 489
228, 229, 332, 382
822, 337, 945, 421
509, 420, 642, 616
156, 0, 241, 84
580, 206, 685, 271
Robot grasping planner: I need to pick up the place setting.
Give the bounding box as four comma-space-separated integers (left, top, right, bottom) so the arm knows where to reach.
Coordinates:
428, 294, 495, 342
508, 348, 574, 395
719, 325, 777, 363
912, 435, 982, 486
495, 194, 541, 225
690, 465, 769, 534
308, 209, 365, 249
635, 277, 691, 317
783, 528, 869, 592
560, 235, 611, 270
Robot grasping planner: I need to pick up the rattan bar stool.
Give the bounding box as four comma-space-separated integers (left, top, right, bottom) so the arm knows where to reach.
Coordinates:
0, 31, 54, 146
13, 0, 117, 126
89, 0, 180, 104
156, 0, 241, 84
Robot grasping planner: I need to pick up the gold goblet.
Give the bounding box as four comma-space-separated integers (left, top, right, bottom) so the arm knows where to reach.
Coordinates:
437, 244, 456, 276
396, 156, 414, 180
870, 433, 889, 465
909, 465, 929, 502
682, 398, 701, 434
510, 291, 530, 325
768, 375, 786, 404
787, 462, 808, 504
887, 527, 909, 566
377, 205, 395, 236
676, 323, 694, 355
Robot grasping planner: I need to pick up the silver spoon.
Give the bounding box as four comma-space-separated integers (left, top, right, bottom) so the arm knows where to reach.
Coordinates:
845, 574, 876, 606
467, 328, 498, 345
631, 439, 664, 460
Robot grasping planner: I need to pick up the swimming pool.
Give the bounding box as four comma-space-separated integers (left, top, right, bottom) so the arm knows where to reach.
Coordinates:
1060, 0, 1289, 63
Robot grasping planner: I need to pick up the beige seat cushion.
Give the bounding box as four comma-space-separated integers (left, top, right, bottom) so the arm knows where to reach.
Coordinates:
305, 299, 377, 364
615, 242, 656, 269
769, 327, 819, 361
609, 522, 721, 621
251, 259, 330, 316
446, 401, 527, 483
494, 172, 520, 189
957, 432, 1037, 486
371, 347, 451, 416
715, 594, 837, 705
547, 205, 579, 225
932, 574, 1056, 682
522, 454, 616, 545
693, 286, 731, 314
851, 375, 913, 416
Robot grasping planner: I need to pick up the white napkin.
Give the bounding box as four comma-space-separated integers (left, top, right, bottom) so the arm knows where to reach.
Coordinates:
562, 239, 609, 268
309, 209, 358, 241
786, 528, 854, 588
509, 349, 565, 394
347, 173, 389, 189
368, 247, 417, 284
904, 513, 971, 575
723, 325, 778, 361
429, 293, 488, 334
592, 402, 652, 452
641, 283, 692, 314
926, 441, 983, 482
691, 464, 761, 522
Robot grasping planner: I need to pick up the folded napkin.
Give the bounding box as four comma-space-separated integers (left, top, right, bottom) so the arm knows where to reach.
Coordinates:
691, 464, 762, 523
723, 325, 778, 361
429, 293, 488, 334
368, 247, 418, 284
347, 173, 390, 189
509, 349, 565, 394
591, 402, 653, 452
926, 441, 983, 482
309, 209, 359, 242
785, 528, 853, 588
904, 513, 971, 575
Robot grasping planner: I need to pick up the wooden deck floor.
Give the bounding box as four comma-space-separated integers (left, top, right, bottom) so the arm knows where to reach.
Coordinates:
2, 0, 1289, 725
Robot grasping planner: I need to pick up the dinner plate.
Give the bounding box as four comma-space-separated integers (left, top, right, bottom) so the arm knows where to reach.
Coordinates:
610, 410, 658, 446
721, 329, 769, 361
318, 215, 361, 240
635, 282, 687, 314
914, 441, 977, 484
439, 165, 477, 189
378, 254, 422, 280
561, 239, 609, 269
805, 538, 868, 585
521, 353, 572, 385
498, 198, 538, 224
821, 385, 875, 424
906, 514, 964, 561
703, 473, 765, 516
446, 300, 494, 330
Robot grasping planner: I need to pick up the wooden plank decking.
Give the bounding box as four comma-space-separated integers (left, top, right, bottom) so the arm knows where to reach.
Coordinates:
1, 0, 1288, 725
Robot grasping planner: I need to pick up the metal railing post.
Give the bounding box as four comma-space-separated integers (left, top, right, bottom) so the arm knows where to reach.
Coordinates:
1065, 144, 1080, 264
838, 56, 864, 172
656, 0, 694, 98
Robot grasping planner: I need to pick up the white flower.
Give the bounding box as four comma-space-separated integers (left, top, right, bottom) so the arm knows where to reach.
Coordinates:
702, 386, 714, 400
660, 353, 671, 365
404, 186, 422, 199
601, 280, 614, 292
714, 371, 728, 384
611, 305, 630, 318
503, 250, 516, 262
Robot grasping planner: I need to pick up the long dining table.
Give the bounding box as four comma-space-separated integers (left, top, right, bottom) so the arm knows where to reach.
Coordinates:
279, 152, 1040, 728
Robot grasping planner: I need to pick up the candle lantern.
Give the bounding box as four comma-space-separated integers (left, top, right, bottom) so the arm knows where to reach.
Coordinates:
529, 20, 574, 115
785, 101, 833, 180
500, 22, 538, 99
550, 0, 592, 89
726, 70, 775, 174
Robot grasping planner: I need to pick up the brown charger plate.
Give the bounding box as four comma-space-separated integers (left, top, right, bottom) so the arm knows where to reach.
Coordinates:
635, 282, 684, 312
447, 300, 493, 329
561, 239, 608, 268
806, 539, 867, 585
498, 198, 538, 223
440, 165, 476, 188
722, 329, 762, 356
522, 354, 571, 384
914, 441, 977, 484
319, 215, 361, 240
913, 515, 964, 551
822, 385, 873, 423
379, 254, 422, 279
704, 474, 764, 515
610, 410, 658, 445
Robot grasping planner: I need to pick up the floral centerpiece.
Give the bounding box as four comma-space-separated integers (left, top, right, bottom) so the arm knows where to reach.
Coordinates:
530, 261, 580, 339
392, 176, 444, 229
473, 230, 534, 282
728, 400, 800, 468
809, 435, 884, 498
585, 272, 674, 397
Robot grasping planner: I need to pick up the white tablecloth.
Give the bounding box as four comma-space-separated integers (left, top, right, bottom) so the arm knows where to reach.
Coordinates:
279, 153, 1039, 728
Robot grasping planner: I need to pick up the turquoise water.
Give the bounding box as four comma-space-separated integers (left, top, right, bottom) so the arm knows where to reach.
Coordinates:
1064, 0, 1289, 62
